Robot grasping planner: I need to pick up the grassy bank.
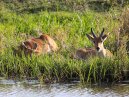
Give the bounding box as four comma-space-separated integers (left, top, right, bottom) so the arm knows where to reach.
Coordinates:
0, 1, 129, 84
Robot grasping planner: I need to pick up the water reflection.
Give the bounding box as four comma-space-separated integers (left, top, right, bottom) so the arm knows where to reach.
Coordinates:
0, 79, 129, 97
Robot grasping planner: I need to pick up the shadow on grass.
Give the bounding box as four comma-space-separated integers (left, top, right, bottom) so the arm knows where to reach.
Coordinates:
88, 1, 111, 12
2, 0, 112, 14
20, 6, 58, 13
19, 2, 111, 14
1, 0, 129, 13
19, 1, 111, 13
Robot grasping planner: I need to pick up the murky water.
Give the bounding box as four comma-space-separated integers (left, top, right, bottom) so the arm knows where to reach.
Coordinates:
0, 79, 129, 97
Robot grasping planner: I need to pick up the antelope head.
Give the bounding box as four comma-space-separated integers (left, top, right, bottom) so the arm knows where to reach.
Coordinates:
86, 28, 110, 52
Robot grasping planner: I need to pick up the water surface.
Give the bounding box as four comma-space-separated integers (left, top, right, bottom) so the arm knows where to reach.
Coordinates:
0, 79, 129, 97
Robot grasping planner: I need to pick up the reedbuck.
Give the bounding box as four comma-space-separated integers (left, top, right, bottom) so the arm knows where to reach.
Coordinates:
17, 34, 58, 56
73, 28, 113, 59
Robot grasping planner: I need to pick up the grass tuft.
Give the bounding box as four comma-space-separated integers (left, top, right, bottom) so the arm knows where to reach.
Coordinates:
0, 2, 129, 84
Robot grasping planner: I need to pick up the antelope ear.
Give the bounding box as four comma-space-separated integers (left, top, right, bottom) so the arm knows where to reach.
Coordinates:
102, 33, 110, 41
86, 34, 94, 41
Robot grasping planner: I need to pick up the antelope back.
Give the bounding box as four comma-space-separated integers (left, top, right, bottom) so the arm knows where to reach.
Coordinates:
39, 34, 58, 52
18, 34, 58, 56
73, 48, 96, 59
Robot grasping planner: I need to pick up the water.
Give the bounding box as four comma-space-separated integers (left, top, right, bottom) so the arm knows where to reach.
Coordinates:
0, 79, 129, 97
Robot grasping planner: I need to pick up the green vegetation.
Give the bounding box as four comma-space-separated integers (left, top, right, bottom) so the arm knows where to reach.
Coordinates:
0, 0, 129, 84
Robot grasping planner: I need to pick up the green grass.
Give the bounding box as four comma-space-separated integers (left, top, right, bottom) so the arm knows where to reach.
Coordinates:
0, 2, 129, 84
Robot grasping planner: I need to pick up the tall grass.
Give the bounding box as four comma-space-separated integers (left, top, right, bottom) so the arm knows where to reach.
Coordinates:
0, 2, 129, 84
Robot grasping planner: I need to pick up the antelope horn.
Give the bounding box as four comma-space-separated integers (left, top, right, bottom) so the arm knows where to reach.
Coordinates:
100, 28, 105, 37
91, 28, 96, 38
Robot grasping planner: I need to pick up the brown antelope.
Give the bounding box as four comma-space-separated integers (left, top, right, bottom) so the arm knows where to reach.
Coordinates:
17, 34, 58, 56
73, 28, 113, 59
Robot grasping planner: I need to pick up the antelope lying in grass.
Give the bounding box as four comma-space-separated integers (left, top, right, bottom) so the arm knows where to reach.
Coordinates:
73, 28, 113, 59
17, 34, 58, 56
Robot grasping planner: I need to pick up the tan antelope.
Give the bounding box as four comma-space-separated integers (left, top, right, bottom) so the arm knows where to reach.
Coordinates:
73, 28, 113, 59
16, 34, 58, 56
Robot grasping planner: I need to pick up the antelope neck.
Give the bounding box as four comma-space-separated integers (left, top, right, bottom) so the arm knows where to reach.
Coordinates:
97, 48, 106, 57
